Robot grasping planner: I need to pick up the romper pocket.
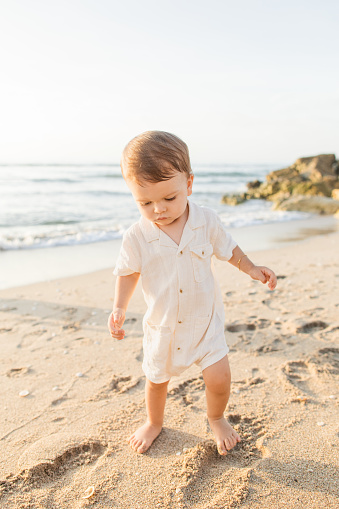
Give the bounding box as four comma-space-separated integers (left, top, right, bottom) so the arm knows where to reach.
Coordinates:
190, 243, 213, 282
143, 322, 173, 376
193, 314, 212, 345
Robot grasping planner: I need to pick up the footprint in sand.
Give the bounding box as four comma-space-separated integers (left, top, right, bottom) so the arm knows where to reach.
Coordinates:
233, 375, 266, 391
17, 433, 105, 472
247, 377, 266, 386
62, 322, 81, 332
255, 334, 296, 355
311, 347, 339, 376
0, 433, 106, 503
256, 338, 282, 354
226, 318, 271, 333
88, 375, 141, 401
227, 413, 267, 456
226, 323, 256, 333
173, 414, 267, 507
296, 320, 328, 334
5, 366, 31, 377
168, 376, 205, 407
281, 347, 339, 399
281, 359, 319, 402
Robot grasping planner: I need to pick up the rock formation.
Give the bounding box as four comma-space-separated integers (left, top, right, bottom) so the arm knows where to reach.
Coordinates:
221, 154, 339, 214
274, 196, 339, 214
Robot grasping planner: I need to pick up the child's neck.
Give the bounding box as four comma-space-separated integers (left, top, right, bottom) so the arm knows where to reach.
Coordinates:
157, 203, 189, 246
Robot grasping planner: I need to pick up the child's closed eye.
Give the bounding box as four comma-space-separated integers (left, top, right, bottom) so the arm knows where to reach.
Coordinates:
165, 196, 176, 201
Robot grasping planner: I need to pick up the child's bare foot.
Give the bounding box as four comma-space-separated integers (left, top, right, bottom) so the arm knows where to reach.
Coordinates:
128, 422, 162, 453
208, 416, 241, 455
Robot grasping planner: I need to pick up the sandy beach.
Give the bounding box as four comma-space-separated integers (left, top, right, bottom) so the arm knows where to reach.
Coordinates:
1, 228, 338, 508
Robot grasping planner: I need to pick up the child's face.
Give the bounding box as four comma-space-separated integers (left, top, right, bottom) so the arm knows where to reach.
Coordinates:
125, 172, 194, 227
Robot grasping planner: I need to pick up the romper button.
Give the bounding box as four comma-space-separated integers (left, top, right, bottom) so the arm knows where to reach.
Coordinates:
202, 251, 204, 255
180, 250, 183, 255
180, 289, 183, 293
177, 347, 180, 350
178, 320, 182, 323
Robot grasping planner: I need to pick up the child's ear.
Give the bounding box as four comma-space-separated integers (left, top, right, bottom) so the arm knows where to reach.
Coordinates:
187, 174, 194, 196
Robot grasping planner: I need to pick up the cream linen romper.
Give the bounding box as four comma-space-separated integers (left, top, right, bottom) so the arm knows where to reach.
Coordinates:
113, 200, 237, 383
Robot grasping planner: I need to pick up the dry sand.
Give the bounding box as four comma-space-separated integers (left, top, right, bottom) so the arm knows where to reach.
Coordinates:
0, 231, 338, 508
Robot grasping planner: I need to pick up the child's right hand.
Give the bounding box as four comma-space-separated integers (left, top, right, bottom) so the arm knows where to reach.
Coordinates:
108, 308, 126, 340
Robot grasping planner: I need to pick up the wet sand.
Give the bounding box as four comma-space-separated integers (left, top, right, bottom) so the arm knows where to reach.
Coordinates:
1, 214, 339, 290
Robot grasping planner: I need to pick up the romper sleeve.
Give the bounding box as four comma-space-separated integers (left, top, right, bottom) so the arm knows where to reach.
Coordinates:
212, 215, 237, 261
113, 228, 142, 276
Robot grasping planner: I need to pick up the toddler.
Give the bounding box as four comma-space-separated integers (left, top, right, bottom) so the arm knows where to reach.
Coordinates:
108, 131, 277, 455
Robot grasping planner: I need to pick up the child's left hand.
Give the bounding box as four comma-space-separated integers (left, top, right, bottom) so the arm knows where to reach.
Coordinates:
248, 266, 277, 290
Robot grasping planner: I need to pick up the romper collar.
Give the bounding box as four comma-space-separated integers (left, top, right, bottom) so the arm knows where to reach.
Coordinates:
139, 200, 206, 244
186, 200, 206, 230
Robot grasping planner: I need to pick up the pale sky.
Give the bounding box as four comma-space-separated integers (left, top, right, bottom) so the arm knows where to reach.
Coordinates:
0, 0, 338, 164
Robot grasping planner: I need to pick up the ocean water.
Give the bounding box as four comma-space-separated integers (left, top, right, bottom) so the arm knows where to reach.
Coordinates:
0, 163, 309, 251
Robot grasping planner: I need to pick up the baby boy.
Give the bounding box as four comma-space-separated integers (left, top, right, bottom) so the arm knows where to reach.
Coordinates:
108, 131, 277, 455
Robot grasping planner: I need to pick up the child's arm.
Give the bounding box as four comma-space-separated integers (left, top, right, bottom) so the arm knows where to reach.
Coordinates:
228, 246, 277, 291
108, 272, 140, 340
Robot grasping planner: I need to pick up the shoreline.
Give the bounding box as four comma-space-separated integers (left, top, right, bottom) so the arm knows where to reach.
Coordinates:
2, 214, 339, 290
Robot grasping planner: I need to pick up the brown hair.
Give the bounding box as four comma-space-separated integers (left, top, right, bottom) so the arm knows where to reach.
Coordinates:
121, 131, 192, 184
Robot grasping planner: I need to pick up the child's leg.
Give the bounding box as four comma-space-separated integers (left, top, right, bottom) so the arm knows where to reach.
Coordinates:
128, 378, 169, 453
202, 355, 241, 455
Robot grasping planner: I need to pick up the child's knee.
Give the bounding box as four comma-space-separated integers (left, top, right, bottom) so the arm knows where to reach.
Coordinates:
203, 356, 231, 389
205, 372, 230, 394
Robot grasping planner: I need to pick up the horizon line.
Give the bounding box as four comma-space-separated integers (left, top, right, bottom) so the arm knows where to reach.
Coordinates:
0, 161, 284, 167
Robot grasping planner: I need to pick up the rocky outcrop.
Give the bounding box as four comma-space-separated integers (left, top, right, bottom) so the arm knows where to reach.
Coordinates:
222, 154, 339, 215
267, 154, 337, 183
221, 194, 247, 206
273, 196, 339, 215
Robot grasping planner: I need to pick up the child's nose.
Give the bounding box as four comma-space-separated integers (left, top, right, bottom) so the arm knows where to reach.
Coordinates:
154, 202, 166, 213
